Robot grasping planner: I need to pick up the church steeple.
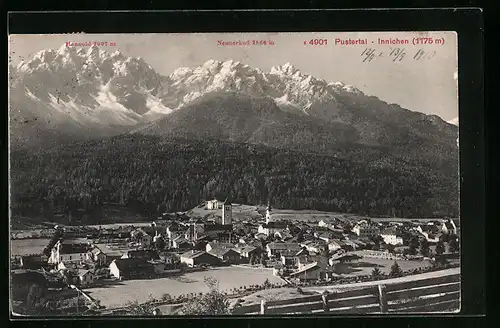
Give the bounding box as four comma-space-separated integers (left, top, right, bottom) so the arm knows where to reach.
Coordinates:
266, 202, 272, 224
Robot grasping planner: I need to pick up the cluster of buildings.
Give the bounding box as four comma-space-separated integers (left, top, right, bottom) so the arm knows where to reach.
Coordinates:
11, 198, 460, 289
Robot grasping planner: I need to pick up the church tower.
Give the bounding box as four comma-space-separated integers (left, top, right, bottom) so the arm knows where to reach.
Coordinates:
222, 200, 232, 225
266, 202, 272, 224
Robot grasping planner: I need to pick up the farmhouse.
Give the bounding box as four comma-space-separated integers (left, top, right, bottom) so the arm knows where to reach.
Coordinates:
109, 258, 155, 280
179, 250, 221, 267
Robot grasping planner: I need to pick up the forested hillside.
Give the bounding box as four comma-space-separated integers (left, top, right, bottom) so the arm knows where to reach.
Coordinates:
9, 135, 459, 223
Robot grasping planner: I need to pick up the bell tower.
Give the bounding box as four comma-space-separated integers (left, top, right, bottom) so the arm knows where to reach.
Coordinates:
222, 200, 232, 225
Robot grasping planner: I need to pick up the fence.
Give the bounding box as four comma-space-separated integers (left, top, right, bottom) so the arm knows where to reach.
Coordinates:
232, 272, 460, 315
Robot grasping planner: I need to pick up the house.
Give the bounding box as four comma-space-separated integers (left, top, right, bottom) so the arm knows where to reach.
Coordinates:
280, 251, 297, 267
77, 269, 94, 287
88, 247, 107, 265
352, 222, 380, 238
180, 250, 222, 267
109, 258, 155, 280
172, 236, 192, 249
121, 249, 160, 261
166, 222, 182, 239
300, 240, 327, 254
48, 239, 93, 265
441, 219, 458, 235
327, 240, 342, 252
235, 245, 262, 259
204, 223, 233, 238
380, 228, 404, 245
266, 242, 302, 258
317, 231, 344, 243
205, 242, 235, 253
57, 261, 80, 272
417, 224, 441, 242
206, 198, 222, 210
296, 255, 328, 270
289, 262, 333, 281
258, 221, 289, 236
215, 232, 238, 244
318, 220, 330, 228
208, 248, 241, 263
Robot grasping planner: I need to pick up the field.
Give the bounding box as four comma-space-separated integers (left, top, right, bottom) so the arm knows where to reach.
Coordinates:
86, 266, 283, 309
10, 238, 50, 256
187, 203, 263, 222
333, 257, 434, 276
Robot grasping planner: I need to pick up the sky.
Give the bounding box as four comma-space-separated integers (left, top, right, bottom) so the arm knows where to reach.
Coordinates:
8, 32, 458, 121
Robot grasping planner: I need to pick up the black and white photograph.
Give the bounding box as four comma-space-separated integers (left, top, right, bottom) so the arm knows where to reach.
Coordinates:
8, 31, 460, 316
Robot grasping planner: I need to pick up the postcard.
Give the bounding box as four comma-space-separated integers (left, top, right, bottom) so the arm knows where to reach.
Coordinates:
8, 31, 459, 316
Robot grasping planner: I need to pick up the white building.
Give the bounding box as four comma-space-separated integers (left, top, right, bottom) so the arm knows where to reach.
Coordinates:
206, 199, 221, 210
380, 229, 404, 245
352, 222, 380, 238
48, 240, 92, 265
441, 219, 458, 235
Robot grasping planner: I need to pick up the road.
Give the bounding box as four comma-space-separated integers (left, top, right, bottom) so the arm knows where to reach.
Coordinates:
305, 267, 460, 293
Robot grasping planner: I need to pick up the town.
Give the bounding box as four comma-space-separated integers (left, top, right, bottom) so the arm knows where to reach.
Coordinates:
10, 198, 460, 316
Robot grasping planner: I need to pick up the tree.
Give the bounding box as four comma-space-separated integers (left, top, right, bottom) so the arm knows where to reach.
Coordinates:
408, 236, 419, 255
260, 253, 266, 266
263, 278, 272, 289
371, 267, 382, 279
386, 244, 396, 254
179, 277, 231, 315
419, 239, 430, 257
389, 261, 403, 278
154, 237, 166, 250
435, 240, 445, 256
448, 236, 459, 253
43, 229, 63, 257
296, 231, 305, 243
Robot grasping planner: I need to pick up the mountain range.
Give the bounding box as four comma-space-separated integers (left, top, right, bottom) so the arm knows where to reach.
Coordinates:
8, 45, 460, 219
9, 45, 457, 151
